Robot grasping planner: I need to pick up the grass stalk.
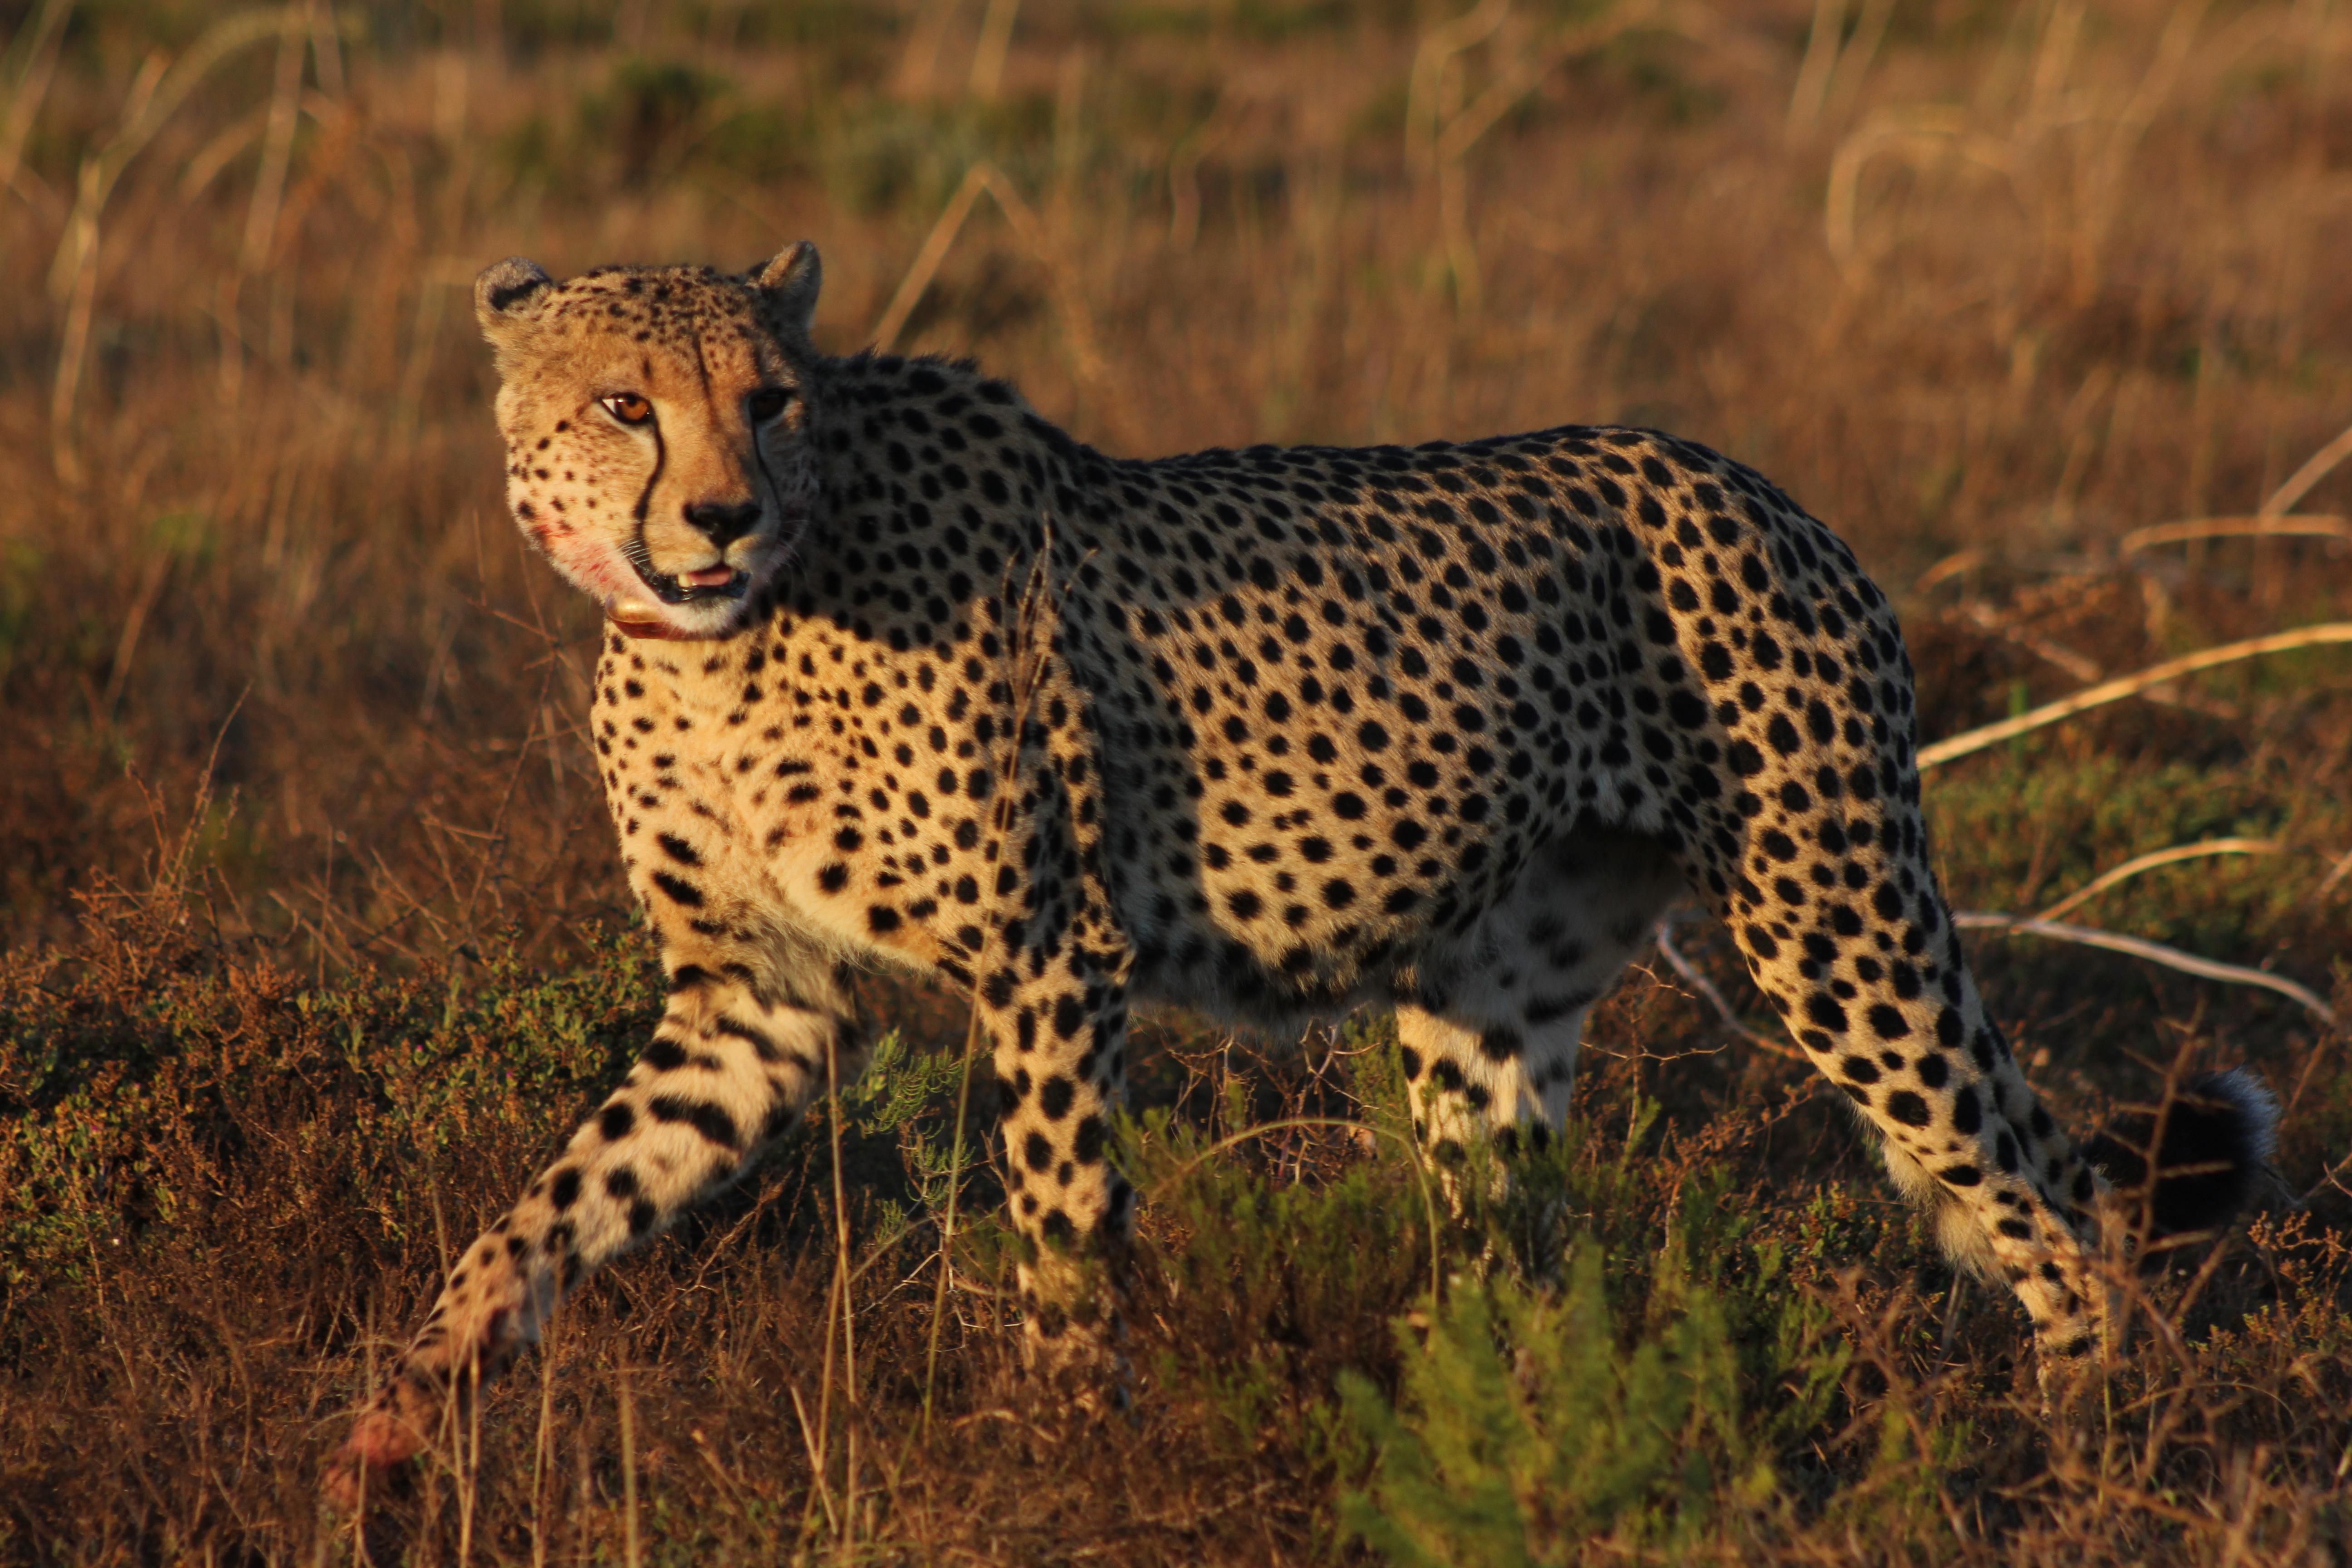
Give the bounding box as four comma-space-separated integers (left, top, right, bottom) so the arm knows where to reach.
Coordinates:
617, 1367, 640, 1568
2032, 837, 2286, 923
1952, 911, 2335, 1023
824, 1023, 858, 1555
1917, 623, 2352, 771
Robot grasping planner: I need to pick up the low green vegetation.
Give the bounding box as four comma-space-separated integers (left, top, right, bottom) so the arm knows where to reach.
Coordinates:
5, 879, 2349, 1562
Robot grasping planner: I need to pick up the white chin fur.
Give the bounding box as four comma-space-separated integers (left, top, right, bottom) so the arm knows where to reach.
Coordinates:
608, 599, 740, 638
668, 598, 750, 637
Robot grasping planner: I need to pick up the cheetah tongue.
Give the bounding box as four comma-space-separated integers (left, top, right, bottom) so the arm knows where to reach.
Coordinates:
678, 566, 736, 588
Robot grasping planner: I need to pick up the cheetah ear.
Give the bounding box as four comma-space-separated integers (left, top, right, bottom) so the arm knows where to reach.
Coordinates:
474, 257, 553, 349
752, 241, 821, 352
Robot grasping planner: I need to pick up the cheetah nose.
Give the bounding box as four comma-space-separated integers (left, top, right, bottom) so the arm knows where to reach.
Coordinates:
684, 500, 760, 547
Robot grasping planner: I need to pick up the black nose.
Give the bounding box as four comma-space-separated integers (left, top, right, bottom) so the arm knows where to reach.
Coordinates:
684, 500, 760, 546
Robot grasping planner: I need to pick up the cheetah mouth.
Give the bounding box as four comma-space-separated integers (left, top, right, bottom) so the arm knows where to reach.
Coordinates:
619, 538, 752, 606
636, 565, 750, 606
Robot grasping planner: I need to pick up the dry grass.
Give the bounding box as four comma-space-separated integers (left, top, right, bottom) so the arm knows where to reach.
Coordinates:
5, 0, 2352, 1562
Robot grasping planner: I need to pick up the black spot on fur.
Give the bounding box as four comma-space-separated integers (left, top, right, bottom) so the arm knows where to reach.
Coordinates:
649, 1095, 740, 1150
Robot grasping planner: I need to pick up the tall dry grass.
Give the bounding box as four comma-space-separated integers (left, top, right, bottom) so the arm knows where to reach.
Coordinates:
2, 0, 2349, 960
4, 1, 2352, 1562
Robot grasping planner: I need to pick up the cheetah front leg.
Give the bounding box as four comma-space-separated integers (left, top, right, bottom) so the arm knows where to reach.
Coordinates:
328, 962, 862, 1504
975, 943, 1138, 1384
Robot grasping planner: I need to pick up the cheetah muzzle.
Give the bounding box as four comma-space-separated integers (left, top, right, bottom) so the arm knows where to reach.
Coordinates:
326, 242, 2279, 1505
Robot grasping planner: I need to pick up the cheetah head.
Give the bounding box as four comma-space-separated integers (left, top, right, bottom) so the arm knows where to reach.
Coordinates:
472, 244, 826, 639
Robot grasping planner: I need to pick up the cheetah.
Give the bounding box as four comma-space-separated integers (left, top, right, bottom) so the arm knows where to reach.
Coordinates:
330, 243, 2276, 1495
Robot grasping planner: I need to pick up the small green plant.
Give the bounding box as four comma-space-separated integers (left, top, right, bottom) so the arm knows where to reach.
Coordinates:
1118, 1093, 1438, 1463
1336, 1176, 1848, 1564
834, 1024, 986, 1238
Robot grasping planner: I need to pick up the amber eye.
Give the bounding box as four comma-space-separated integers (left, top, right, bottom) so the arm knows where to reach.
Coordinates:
600, 392, 653, 426
746, 386, 795, 422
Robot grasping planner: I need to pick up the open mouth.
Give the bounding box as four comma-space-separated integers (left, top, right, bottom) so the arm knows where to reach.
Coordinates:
628, 554, 750, 606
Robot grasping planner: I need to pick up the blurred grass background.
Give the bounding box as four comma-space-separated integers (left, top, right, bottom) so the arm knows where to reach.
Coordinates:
4, 0, 2352, 1561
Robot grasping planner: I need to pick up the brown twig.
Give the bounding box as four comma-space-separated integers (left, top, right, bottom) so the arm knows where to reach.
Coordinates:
2258, 418, 2352, 520
1916, 623, 2352, 771
1952, 911, 2334, 1024
1651, 915, 1806, 1060
2032, 837, 2285, 923
2120, 515, 2352, 554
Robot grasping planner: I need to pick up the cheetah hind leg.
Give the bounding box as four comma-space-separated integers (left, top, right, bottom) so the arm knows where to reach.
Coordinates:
1695, 783, 2283, 1384
1395, 823, 1686, 1260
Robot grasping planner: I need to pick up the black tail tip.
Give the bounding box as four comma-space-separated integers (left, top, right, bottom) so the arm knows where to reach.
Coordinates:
2083, 1068, 2280, 1237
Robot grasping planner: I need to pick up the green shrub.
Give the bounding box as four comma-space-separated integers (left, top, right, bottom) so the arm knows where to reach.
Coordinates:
1336, 1179, 1847, 1563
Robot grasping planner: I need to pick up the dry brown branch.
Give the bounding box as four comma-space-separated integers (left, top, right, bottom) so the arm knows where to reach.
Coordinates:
2033, 837, 2286, 923
867, 160, 1123, 442
1651, 916, 1805, 1060
1912, 548, 1983, 594
1965, 599, 2104, 683
2115, 417, 2352, 556
2119, 515, 2352, 554
2259, 418, 2352, 519
1952, 911, 2335, 1023
1826, 105, 2017, 270
2314, 845, 2352, 906
1916, 622, 2352, 771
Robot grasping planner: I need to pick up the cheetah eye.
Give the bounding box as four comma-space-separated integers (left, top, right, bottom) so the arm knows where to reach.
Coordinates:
599, 392, 654, 426
746, 386, 795, 422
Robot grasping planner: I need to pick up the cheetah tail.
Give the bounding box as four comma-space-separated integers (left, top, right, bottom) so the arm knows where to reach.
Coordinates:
2080, 1068, 2281, 1240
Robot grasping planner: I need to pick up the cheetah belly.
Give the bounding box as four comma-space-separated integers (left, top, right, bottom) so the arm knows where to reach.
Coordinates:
1085, 535, 1674, 1033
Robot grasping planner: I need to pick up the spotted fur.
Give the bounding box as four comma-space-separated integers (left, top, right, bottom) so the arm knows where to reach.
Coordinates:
329, 245, 2274, 1496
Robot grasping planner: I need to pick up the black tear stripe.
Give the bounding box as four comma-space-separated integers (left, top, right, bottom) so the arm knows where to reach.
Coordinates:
632, 409, 668, 528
